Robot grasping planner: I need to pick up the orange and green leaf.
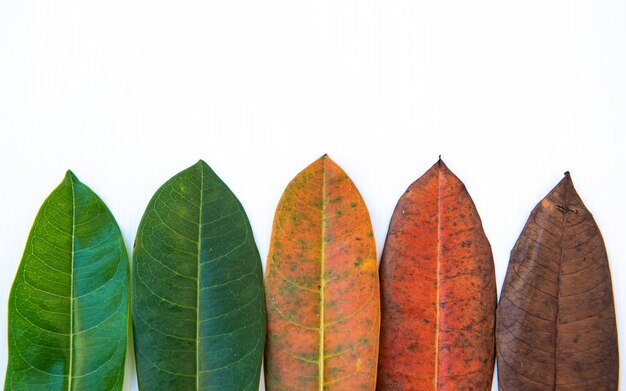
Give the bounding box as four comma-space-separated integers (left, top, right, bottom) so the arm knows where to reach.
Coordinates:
264, 155, 380, 390
377, 159, 496, 390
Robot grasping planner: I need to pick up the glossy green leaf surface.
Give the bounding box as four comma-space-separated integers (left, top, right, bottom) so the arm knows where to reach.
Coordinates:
4, 172, 129, 391
132, 160, 266, 390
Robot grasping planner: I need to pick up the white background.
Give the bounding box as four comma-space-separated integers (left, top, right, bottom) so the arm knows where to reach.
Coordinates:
1, 1, 625, 389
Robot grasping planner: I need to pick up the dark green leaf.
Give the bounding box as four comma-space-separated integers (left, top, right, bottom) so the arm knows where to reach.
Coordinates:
132, 160, 266, 390
4, 171, 129, 391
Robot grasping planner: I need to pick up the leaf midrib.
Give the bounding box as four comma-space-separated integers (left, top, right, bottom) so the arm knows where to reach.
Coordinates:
68, 174, 76, 391
434, 164, 442, 391
318, 157, 327, 391
554, 180, 569, 389
197, 165, 204, 391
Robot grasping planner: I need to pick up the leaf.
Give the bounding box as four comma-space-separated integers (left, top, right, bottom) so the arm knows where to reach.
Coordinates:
4, 171, 129, 391
132, 160, 266, 390
496, 173, 618, 390
264, 155, 380, 390
377, 159, 496, 390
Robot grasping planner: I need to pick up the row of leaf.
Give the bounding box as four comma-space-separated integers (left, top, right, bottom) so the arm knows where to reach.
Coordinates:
4, 156, 618, 390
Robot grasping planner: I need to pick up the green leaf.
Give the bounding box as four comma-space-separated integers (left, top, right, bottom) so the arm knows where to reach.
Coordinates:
132, 160, 266, 390
4, 171, 129, 391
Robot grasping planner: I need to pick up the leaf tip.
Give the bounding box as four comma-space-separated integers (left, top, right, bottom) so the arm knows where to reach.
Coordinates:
436, 156, 449, 171
319, 153, 334, 166
559, 171, 574, 187
193, 160, 213, 174
64, 170, 78, 183
549, 171, 578, 206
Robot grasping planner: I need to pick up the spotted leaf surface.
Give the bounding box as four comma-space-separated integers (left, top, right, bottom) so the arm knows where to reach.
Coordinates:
264, 155, 380, 390
496, 173, 618, 390
377, 160, 496, 390
132, 161, 266, 390
4, 172, 129, 391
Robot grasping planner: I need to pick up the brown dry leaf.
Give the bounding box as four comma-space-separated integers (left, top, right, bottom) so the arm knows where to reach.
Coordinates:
496, 173, 618, 390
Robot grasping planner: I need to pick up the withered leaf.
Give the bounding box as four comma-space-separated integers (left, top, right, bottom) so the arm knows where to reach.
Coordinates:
496, 173, 618, 390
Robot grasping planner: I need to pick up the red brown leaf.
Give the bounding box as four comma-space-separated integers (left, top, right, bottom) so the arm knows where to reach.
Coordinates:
377, 159, 496, 390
